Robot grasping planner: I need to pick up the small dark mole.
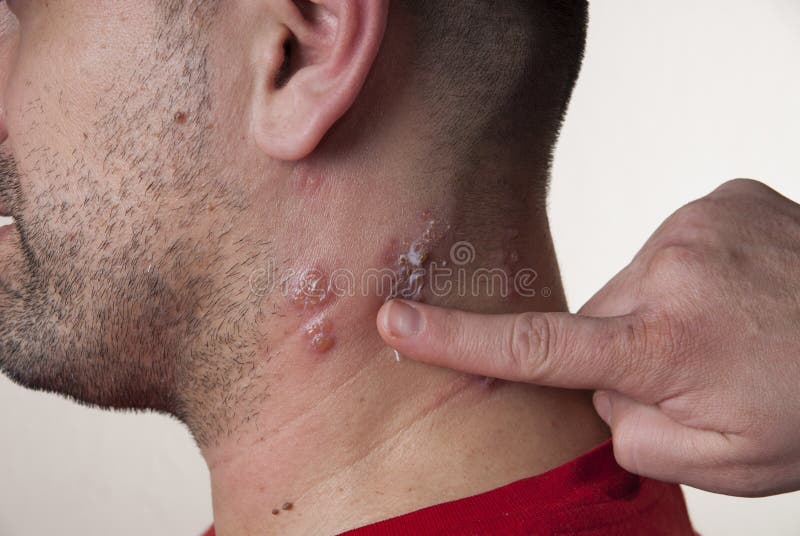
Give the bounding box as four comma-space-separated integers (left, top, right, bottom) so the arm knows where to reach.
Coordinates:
83, 132, 88, 140
271, 509, 280, 516
174, 111, 188, 124
282, 502, 293, 511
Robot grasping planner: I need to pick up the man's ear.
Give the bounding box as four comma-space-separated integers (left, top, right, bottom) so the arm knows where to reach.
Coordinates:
250, 0, 388, 161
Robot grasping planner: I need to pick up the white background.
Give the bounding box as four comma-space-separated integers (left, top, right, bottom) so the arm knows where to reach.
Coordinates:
551, 1, 800, 534
1, 1, 799, 534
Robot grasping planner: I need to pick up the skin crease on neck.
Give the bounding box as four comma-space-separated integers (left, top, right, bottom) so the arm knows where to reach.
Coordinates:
0, 2, 607, 536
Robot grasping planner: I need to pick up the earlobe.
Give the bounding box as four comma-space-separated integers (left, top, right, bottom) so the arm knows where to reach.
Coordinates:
251, 0, 389, 161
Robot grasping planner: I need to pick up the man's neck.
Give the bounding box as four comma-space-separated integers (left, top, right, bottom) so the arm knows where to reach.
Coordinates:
200, 173, 609, 534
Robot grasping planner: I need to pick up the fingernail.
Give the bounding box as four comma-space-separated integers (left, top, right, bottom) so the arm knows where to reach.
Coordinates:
385, 300, 421, 338
594, 391, 612, 424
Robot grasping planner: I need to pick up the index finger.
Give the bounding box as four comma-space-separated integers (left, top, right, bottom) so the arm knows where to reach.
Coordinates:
377, 299, 660, 394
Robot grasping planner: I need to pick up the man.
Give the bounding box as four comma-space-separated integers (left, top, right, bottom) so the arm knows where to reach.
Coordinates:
0, 1, 694, 534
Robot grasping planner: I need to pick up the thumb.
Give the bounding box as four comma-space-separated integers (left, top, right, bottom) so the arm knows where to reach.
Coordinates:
376, 299, 651, 391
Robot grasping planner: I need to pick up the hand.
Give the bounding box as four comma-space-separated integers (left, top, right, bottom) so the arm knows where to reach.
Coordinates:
377, 179, 800, 497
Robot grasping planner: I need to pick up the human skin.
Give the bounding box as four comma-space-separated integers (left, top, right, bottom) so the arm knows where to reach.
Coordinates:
379, 178, 800, 497
0, 1, 608, 535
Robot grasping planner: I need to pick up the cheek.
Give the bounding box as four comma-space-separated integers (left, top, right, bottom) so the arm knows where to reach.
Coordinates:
3, 64, 88, 222
5, 5, 157, 149
4, 18, 161, 204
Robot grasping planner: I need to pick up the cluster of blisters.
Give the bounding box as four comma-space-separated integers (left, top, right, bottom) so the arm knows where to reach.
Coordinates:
386, 214, 451, 303
287, 268, 330, 310
284, 268, 337, 354
383, 213, 451, 363
304, 317, 336, 354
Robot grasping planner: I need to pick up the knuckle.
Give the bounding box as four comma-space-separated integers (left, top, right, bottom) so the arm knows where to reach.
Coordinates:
640, 310, 684, 363
619, 315, 650, 361
644, 243, 704, 282
506, 312, 554, 379
712, 178, 767, 197
621, 311, 689, 388
647, 311, 677, 354
662, 200, 717, 242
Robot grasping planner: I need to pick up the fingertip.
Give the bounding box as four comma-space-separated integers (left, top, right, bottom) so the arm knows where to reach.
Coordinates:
376, 301, 392, 338
593, 390, 612, 425
378, 299, 424, 341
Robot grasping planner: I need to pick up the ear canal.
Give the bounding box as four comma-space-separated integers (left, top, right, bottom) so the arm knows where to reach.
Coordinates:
275, 39, 293, 89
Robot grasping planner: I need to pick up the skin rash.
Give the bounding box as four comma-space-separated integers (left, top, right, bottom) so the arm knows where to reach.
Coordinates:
281, 206, 456, 358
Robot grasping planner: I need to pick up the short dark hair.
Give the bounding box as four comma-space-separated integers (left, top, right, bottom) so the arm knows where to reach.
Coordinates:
403, 0, 588, 159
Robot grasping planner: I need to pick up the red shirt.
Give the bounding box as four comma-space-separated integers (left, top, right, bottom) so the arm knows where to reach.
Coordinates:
203, 440, 695, 535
